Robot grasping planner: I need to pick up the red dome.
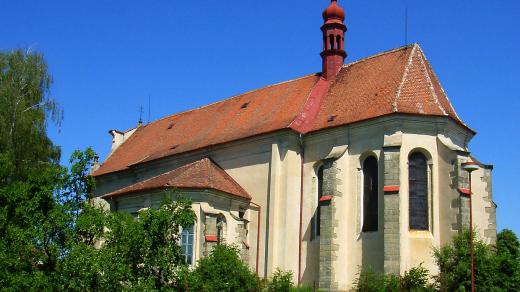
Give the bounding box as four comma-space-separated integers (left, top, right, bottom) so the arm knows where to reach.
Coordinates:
322, 0, 345, 21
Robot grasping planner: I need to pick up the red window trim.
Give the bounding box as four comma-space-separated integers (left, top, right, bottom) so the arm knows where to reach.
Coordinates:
384, 185, 400, 193
458, 188, 471, 196
205, 235, 218, 242
319, 195, 333, 202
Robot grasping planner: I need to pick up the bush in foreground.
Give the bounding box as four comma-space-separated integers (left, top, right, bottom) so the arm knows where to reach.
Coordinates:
434, 229, 520, 291
353, 265, 433, 292
183, 244, 259, 292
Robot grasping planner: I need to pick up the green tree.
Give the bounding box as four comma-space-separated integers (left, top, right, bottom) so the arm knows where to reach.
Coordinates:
0, 153, 78, 289
433, 229, 520, 291
433, 230, 494, 291
495, 229, 520, 291
0, 148, 197, 291
58, 196, 196, 291
0, 48, 67, 290
0, 49, 62, 181
185, 244, 259, 292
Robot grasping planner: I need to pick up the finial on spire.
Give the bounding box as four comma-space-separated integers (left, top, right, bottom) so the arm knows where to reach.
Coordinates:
323, 0, 345, 22
320, 0, 347, 80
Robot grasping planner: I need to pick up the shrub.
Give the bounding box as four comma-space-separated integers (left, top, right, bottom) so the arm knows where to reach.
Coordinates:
353, 266, 432, 292
434, 229, 520, 291
187, 244, 259, 292
354, 267, 385, 292
267, 268, 293, 292
400, 265, 431, 291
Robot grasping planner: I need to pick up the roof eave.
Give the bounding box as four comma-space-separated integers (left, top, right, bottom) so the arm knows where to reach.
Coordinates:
92, 128, 300, 178
306, 113, 476, 136
102, 186, 251, 201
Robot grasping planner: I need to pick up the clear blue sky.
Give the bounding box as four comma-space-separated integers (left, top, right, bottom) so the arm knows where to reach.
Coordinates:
1, 1, 519, 234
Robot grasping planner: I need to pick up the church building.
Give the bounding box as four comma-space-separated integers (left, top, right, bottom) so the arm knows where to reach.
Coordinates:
92, 1, 497, 290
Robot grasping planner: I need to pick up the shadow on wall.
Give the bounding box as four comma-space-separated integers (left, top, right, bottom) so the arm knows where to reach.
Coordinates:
360, 230, 384, 275
360, 155, 384, 274
301, 208, 320, 289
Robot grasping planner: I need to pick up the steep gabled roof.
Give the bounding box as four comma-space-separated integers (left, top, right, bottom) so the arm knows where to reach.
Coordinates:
94, 44, 468, 177
309, 44, 464, 131
102, 158, 251, 200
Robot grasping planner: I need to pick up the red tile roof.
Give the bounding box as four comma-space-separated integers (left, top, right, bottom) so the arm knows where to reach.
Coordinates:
309, 45, 465, 131
94, 44, 469, 177
94, 74, 320, 176
102, 158, 251, 200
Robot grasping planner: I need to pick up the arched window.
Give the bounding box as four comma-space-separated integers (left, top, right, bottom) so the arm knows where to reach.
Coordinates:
180, 225, 195, 264
329, 34, 335, 50
336, 35, 342, 50
217, 216, 226, 244
409, 152, 428, 230
362, 156, 378, 232
316, 165, 324, 237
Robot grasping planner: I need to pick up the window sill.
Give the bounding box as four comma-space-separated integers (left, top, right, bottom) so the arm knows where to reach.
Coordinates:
361, 230, 379, 234
205, 235, 218, 242
408, 230, 433, 239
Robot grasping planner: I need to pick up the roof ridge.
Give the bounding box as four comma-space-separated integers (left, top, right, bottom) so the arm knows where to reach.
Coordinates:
148, 73, 319, 125
420, 49, 464, 122
206, 157, 214, 188
103, 157, 251, 199
197, 157, 251, 199
392, 43, 418, 112
343, 43, 416, 70
415, 46, 448, 116
161, 159, 202, 187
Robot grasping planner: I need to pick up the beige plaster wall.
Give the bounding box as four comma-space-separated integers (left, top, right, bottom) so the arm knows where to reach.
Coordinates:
111, 189, 250, 264
96, 133, 276, 274
436, 139, 461, 247
298, 115, 474, 290
470, 166, 496, 244
399, 133, 440, 275
95, 114, 490, 291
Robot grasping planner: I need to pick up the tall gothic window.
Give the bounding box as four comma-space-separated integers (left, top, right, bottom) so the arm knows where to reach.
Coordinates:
316, 165, 324, 237
217, 216, 225, 244
362, 156, 379, 232
180, 225, 194, 265
409, 152, 429, 230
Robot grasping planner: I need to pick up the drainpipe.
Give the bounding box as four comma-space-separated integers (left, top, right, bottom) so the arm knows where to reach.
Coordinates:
297, 133, 305, 286
250, 201, 261, 276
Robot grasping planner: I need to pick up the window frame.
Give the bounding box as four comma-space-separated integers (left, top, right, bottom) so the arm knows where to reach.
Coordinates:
408, 151, 431, 231
361, 155, 379, 233
180, 224, 196, 265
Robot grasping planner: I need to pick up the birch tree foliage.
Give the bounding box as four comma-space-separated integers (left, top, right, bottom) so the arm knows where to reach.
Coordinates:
0, 49, 63, 180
